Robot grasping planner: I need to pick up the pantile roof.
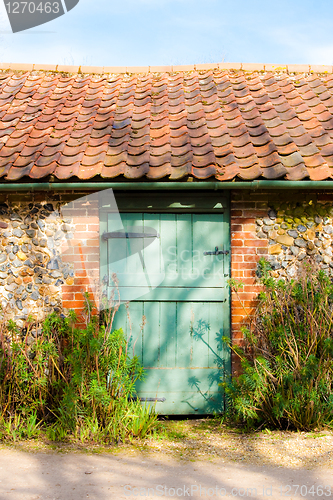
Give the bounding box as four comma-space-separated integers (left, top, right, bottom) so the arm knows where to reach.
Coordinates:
1, 63, 333, 182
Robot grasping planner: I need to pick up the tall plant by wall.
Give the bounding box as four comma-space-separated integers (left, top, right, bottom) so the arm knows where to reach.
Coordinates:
0, 297, 156, 442
224, 259, 333, 431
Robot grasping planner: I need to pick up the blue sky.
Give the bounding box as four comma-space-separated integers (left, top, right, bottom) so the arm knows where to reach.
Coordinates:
0, 0, 332, 66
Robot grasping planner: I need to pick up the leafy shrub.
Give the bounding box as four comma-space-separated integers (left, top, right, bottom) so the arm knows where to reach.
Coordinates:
224, 259, 333, 431
0, 297, 156, 442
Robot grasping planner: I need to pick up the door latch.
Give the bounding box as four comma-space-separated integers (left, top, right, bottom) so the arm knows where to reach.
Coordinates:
102, 231, 159, 240
203, 246, 229, 256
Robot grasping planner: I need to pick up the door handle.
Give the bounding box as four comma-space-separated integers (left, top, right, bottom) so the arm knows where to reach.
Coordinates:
203, 246, 229, 256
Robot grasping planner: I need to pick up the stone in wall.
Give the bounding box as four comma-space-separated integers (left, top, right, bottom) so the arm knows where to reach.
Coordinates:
256, 200, 333, 278
0, 201, 74, 327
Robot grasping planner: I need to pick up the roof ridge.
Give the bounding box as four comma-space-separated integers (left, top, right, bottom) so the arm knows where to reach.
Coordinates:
0, 62, 332, 74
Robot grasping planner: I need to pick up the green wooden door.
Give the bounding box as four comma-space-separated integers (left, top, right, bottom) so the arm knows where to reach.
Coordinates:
100, 193, 230, 415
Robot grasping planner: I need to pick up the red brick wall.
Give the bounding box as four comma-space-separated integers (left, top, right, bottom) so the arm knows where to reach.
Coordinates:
60, 194, 100, 327
230, 191, 269, 376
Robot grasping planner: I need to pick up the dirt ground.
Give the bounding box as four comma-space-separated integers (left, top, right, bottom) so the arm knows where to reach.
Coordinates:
0, 419, 333, 499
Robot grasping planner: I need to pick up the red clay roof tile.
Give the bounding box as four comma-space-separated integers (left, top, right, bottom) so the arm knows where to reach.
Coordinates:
0, 67, 333, 181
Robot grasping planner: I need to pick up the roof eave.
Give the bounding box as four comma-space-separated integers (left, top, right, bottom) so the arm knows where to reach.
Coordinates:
2, 180, 333, 191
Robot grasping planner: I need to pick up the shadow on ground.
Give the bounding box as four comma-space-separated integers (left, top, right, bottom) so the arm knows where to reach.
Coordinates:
0, 425, 332, 500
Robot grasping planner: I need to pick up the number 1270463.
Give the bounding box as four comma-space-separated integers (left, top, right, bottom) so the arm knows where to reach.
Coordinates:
5, 1, 60, 14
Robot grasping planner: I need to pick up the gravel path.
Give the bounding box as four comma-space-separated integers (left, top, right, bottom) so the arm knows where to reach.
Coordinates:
138, 420, 333, 469
0, 421, 333, 499
0, 448, 332, 500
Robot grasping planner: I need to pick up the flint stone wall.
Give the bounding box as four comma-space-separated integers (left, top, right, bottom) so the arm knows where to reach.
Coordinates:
0, 195, 76, 327
256, 200, 333, 278
231, 190, 333, 376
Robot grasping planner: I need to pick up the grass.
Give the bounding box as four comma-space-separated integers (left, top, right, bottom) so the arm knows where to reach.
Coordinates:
151, 416, 228, 443
1, 418, 333, 470
0, 417, 226, 451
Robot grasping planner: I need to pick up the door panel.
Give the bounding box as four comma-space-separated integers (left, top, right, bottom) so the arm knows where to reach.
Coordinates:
107, 213, 229, 294
103, 206, 230, 415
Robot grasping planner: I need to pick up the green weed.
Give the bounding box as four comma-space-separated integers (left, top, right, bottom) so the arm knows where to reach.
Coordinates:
0, 293, 157, 443
224, 259, 333, 431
